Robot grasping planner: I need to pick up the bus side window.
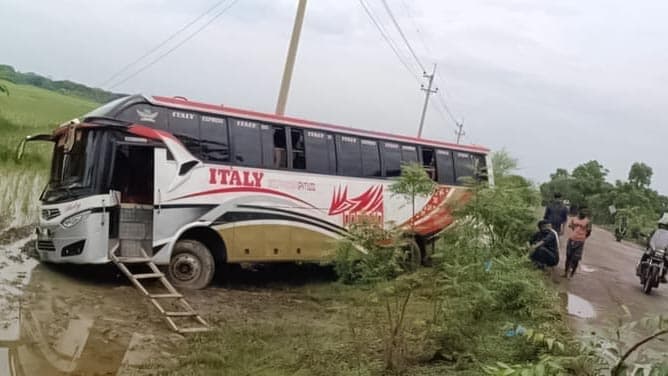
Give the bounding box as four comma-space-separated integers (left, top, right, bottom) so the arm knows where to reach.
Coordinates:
261, 124, 287, 168
168, 110, 200, 158
382, 142, 401, 177
401, 145, 418, 164
474, 154, 488, 182
454, 152, 475, 183
304, 130, 330, 174
336, 135, 362, 176
117, 104, 168, 129
231, 119, 262, 167
421, 147, 436, 180
290, 128, 306, 170
200, 115, 229, 163
435, 149, 455, 185
361, 139, 381, 177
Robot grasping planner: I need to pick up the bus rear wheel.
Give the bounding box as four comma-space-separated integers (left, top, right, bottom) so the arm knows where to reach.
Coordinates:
167, 240, 215, 290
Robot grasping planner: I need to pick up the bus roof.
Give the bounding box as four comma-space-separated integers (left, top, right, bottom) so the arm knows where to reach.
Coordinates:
149, 95, 490, 154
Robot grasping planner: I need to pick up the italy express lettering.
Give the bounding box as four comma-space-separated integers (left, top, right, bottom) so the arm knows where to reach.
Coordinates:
209, 168, 264, 187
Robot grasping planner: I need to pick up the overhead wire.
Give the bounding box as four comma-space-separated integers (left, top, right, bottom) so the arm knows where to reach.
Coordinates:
392, 0, 462, 134
399, 0, 432, 55
357, 0, 421, 84
108, 0, 241, 90
379, 0, 426, 73
98, 0, 230, 88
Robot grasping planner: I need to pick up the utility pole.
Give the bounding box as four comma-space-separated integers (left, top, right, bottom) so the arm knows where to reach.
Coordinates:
275, 0, 308, 116
455, 121, 465, 144
417, 64, 437, 138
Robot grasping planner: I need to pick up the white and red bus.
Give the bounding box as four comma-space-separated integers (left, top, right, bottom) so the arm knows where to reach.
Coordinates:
23, 95, 491, 289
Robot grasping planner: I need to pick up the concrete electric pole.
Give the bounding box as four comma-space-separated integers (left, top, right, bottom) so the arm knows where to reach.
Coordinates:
417, 64, 437, 138
455, 121, 465, 144
275, 0, 308, 116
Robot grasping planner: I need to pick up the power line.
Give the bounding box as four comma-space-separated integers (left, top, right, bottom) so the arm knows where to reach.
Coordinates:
379, 0, 426, 73
357, 0, 421, 84
399, 0, 432, 55
98, 0, 230, 88
108, 0, 241, 90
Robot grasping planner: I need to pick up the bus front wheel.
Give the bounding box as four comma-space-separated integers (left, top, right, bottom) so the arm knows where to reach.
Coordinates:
167, 240, 215, 290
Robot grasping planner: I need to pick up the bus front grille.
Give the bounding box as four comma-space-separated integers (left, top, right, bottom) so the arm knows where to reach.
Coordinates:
37, 240, 56, 252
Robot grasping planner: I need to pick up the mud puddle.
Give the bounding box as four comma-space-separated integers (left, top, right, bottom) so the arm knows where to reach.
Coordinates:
566, 293, 596, 319
0, 237, 180, 375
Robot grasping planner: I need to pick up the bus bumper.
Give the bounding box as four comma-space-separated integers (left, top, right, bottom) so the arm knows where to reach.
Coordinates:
36, 211, 110, 264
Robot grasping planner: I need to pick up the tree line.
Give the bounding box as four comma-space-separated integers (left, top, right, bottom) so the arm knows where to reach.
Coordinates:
540, 160, 668, 238
0, 64, 122, 103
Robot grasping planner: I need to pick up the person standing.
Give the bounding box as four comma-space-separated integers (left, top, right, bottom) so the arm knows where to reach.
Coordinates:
544, 193, 569, 235
564, 208, 592, 278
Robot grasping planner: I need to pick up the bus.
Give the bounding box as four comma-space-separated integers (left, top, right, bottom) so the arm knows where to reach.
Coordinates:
21, 95, 491, 289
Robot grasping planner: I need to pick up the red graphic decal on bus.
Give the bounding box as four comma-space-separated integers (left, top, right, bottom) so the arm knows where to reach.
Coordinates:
328, 185, 384, 225
209, 168, 264, 187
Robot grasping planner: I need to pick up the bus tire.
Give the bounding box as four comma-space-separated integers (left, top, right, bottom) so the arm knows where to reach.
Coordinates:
167, 239, 215, 290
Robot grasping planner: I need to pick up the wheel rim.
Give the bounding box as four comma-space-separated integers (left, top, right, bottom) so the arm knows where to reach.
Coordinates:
170, 253, 202, 282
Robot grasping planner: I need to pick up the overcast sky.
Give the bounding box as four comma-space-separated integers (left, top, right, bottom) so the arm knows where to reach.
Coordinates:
2, 0, 668, 190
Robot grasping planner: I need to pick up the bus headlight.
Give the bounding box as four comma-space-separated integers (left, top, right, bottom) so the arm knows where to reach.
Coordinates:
61, 211, 88, 228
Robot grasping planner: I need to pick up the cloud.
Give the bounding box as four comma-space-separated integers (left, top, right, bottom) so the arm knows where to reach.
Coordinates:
2, 0, 668, 190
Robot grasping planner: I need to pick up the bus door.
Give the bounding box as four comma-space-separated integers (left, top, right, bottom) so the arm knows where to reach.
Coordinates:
109, 142, 155, 258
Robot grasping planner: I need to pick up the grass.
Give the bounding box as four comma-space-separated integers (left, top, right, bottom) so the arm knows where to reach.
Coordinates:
0, 78, 98, 226
159, 260, 571, 375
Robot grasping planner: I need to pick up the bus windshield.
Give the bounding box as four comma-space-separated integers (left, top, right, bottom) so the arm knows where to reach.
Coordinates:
42, 130, 104, 203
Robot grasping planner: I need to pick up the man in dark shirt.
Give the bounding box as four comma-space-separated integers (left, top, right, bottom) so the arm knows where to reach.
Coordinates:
529, 220, 560, 269
544, 193, 569, 235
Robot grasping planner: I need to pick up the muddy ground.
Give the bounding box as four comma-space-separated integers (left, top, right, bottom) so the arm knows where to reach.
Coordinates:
1, 223, 668, 375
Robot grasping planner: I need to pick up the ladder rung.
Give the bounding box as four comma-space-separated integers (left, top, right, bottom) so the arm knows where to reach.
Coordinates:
116, 257, 152, 264
178, 327, 210, 333
134, 273, 164, 279
165, 311, 198, 317
149, 293, 183, 299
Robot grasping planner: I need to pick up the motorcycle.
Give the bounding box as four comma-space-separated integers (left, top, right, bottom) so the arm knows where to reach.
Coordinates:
637, 247, 666, 294
614, 214, 628, 242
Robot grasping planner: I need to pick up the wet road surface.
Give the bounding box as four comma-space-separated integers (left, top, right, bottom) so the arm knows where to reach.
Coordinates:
555, 225, 668, 363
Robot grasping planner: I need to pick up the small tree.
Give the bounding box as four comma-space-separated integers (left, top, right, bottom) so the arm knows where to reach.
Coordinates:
389, 162, 437, 233
0, 83, 8, 96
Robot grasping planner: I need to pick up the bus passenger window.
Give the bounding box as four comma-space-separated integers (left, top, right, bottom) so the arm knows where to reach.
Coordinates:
290, 129, 306, 170
401, 145, 418, 164
169, 110, 200, 158
421, 148, 436, 180
304, 130, 331, 174
336, 135, 362, 176
231, 119, 261, 167
435, 149, 455, 185
261, 125, 287, 168
382, 142, 401, 177
361, 139, 381, 177
474, 154, 488, 182
200, 116, 229, 163
454, 152, 476, 183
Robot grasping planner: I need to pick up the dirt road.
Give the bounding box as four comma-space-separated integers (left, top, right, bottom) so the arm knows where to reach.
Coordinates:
557, 225, 668, 363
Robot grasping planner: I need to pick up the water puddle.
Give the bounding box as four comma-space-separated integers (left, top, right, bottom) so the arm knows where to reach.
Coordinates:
580, 264, 596, 273
567, 293, 596, 319
0, 238, 178, 375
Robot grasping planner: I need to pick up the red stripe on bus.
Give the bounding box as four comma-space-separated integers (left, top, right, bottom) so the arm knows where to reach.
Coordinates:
170, 187, 317, 209
151, 96, 490, 154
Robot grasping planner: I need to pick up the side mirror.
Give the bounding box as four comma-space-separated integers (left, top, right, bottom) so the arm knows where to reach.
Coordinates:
15, 134, 54, 161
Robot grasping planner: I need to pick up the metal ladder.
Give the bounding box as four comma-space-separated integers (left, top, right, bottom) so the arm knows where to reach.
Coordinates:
110, 246, 209, 334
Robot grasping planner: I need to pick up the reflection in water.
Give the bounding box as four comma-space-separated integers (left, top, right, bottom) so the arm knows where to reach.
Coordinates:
567, 293, 596, 319
0, 241, 159, 376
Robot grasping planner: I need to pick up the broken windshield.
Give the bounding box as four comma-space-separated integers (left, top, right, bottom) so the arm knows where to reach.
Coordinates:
42, 130, 105, 203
